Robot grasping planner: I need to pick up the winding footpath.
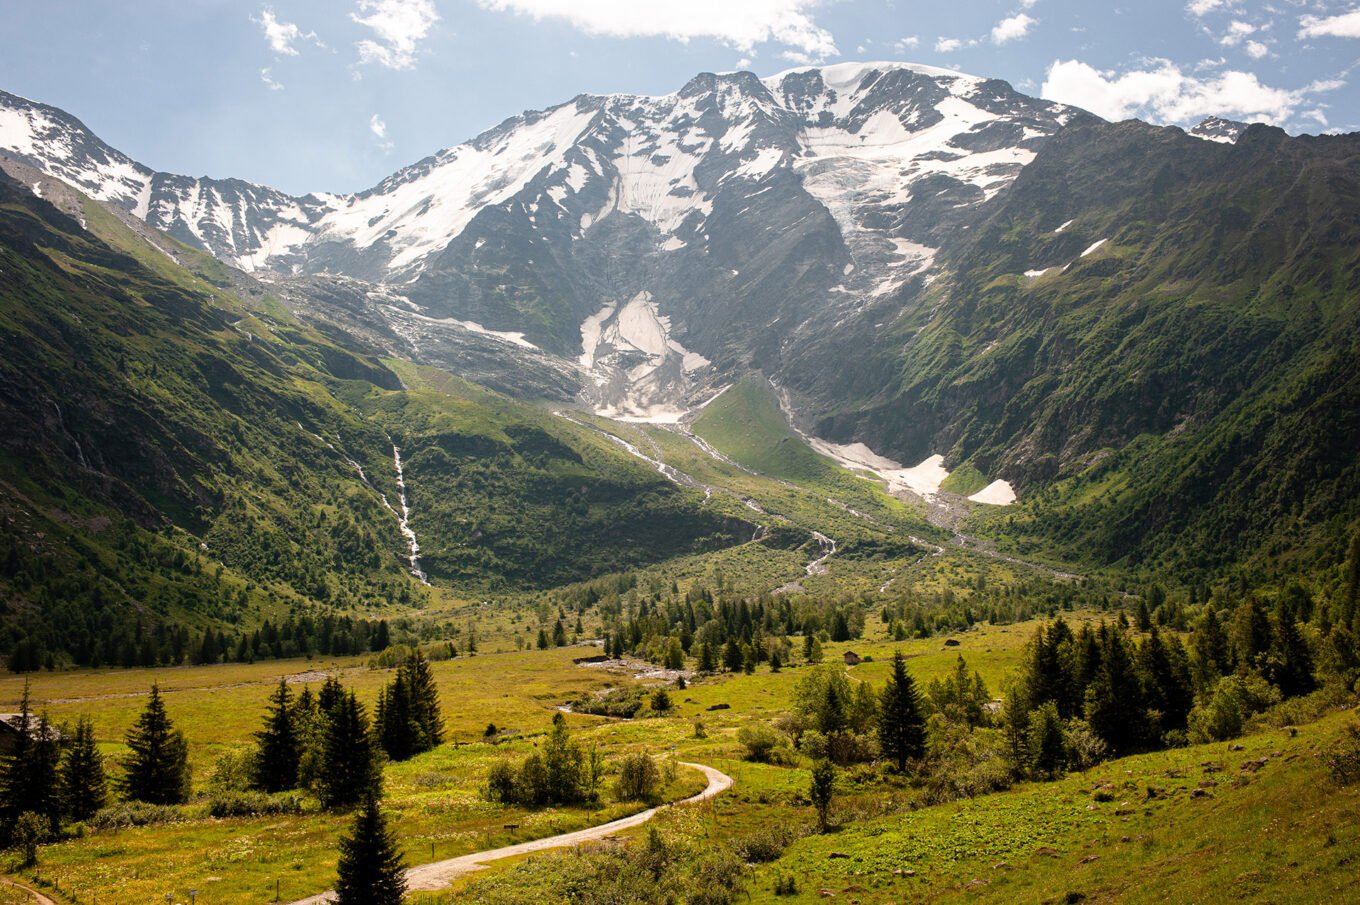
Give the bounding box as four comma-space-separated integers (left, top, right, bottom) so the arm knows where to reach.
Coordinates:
288, 762, 732, 905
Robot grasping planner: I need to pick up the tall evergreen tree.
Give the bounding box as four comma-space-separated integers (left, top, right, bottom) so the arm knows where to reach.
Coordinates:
121, 684, 191, 804
254, 678, 300, 792
0, 683, 61, 837
334, 796, 406, 905
59, 716, 107, 821
1084, 625, 1148, 756
878, 651, 926, 771
377, 672, 414, 762
319, 691, 382, 810
404, 650, 443, 752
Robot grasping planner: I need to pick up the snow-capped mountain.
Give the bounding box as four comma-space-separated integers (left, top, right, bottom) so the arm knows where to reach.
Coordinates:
0, 64, 1091, 420
1189, 116, 1251, 144
0, 90, 333, 270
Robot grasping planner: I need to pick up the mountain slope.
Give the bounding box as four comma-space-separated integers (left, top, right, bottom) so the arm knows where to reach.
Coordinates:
0, 165, 750, 666
2, 65, 1089, 420
795, 120, 1360, 577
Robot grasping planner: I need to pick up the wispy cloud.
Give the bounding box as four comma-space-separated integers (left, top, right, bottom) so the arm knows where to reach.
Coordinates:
353, 0, 441, 70
1218, 20, 1256, 46
475, 0, 838, 60
894, 35, 920, 52
1299, 10, 1360, 40
1041, 57, 1343, 129
1187, 0, 1237, 17
260, 67, 284, 91
992, 12, 1036, 45
251, 8, 321, 56
369, 113, 395, 152
935, 37, 973, 52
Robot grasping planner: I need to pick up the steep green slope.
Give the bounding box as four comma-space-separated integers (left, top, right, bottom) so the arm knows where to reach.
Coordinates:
692, 378, 847, 488
811, 122, 1360, 579
376, 364, 753, 589
0, 173, 746, 666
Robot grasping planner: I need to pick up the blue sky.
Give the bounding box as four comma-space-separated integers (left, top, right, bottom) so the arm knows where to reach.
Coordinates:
3, 1, 1358, 195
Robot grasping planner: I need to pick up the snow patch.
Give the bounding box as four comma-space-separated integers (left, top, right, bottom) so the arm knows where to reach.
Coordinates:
1080, 238, 1107, 257
968, 480, 1016, 506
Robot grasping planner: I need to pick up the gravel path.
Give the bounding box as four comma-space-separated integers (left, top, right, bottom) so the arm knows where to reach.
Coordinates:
287, 761, 732, 905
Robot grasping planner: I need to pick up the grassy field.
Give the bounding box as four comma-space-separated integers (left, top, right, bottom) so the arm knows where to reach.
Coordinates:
742, 708, 1360, 904
8, 608, 1352, 904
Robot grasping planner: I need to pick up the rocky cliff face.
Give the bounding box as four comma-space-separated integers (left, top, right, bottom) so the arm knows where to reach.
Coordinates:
2, 65, 1087, 420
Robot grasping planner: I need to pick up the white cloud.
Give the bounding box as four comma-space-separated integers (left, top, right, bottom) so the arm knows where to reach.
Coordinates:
251, 8, 321, 56
1187, 0, 1237, 16
894, 35, 920, 52
935, 37, 964, 52
1299, 10, 1360, 39
1041, 57, 1343, 127
369, 113, 395, 151
1219, 20, 1255, 46
260, 67, 284, 91
353, 0, 441, 69
475, 0, 838, 59
736, 56, 753, 68
992, 13, 1036, 45
1245, 39, 1270, 58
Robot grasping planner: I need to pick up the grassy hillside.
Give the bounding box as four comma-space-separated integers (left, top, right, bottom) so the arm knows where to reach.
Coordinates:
806, 123, 1360, 583
0, 172, 748, 666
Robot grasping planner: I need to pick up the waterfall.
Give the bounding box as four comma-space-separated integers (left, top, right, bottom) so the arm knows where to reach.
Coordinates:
390, 443, 428, 584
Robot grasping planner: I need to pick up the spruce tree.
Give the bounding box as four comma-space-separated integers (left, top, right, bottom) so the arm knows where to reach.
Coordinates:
0, 684, 61, 837
377, 672, 414, 762
878, 651, 926, 771
60, 716, 107, 821
319, 691, 382, 810
122, 684, 191, 804
334, 795, 406, 905
405, 650, 443, 752
254, 678, 300, 792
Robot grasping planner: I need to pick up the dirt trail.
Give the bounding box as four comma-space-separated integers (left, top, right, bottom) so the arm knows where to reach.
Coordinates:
0, 878, 58, 905
286, 762, 733, 905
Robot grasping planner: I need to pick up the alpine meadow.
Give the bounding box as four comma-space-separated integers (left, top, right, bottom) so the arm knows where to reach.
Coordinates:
1, 2, 1359, 903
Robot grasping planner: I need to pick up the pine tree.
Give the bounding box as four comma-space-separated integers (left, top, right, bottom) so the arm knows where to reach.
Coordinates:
0, 684, 61, 837
334, 796, 406, 905
59, 716, 107, 821
254, 678, 300, 792
319, 691, 382, 810
878, 651, 926, 771
377, 672, 413, 762
121, 684, 190, 804
403, 649, 443, 752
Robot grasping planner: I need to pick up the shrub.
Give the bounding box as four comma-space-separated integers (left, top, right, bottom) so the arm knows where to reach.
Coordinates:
733, 825, 799, 863
1188, 674, 1280, 743
614, 753, 661, 803
1062, 719, 1109, 770
206, 791, 305, 818
1323, 722, 1360, 786
207, 749, 258, 793
89, 801, 183, 830
737, 723, 789, 763
571, 687, 646, 718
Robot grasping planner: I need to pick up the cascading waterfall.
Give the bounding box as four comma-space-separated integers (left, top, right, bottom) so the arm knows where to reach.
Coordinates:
390, 443, 427, 584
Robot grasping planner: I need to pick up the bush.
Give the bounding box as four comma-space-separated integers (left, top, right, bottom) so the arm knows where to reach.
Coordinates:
614, 753, 661, 803
206, 791, 305, 818
1323, 722, 1360, 786
737, 723, 789, 763
206, 749, 258, 793
1188, 674, 1280, 743
1062, 719, 1109, 771
733, 825, 799, 863
571, 687, 646, 718
89, 801, 183, 830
